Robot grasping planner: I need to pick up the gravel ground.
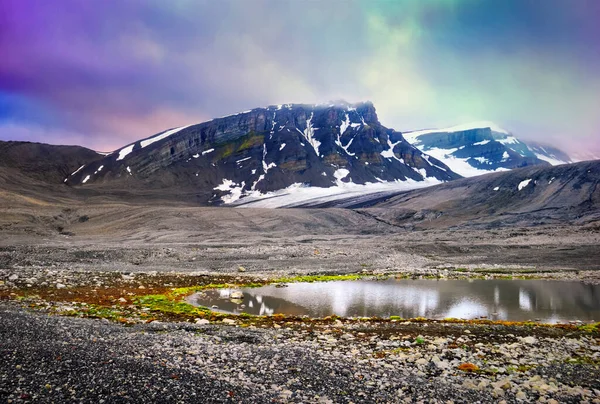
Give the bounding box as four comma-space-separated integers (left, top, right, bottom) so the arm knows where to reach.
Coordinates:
1, 204, 599, 402
1, 302, 599, 403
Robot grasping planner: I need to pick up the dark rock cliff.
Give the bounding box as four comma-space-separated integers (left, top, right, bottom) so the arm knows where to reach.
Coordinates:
67, 102, 460, 204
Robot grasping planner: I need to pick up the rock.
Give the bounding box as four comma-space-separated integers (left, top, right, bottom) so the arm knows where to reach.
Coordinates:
515, 391, 527, 401
238, 266, 246, 273
195, 319, 210, 325
56, 283, 66, 289
492, 388, 505, 398
492, 378, 512, 390
462, 380, 477, 389
432, 338, 448, 346
415, 358, 428, 366
8, 274, 18, 281
434, 360, 449, 369
230, 291, 244, 299
118, 297, 127, 303
222, 318, 236, 325
521, 336, 537, 344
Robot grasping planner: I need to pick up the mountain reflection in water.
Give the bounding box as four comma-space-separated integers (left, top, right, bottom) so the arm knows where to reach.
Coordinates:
186, 279, 600, 322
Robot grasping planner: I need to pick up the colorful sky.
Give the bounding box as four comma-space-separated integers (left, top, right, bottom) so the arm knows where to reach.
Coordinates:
1, 0, 599, 158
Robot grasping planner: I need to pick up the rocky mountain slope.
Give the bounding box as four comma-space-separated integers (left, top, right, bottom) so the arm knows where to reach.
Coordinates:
402, 122, 571, 177
65, 102, 460, 204
351, 160, 599, 229
0, 140, 102, 184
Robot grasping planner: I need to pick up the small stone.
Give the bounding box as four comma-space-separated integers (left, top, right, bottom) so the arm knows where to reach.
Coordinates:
433, 338, 448, 346
138, 285, 145, 289
492, 378, 512, 390
463, 380, 477, 389
195, 319, 209, 325
230, 291, 244, 299
222, 318, 236, 325
516, 391, 527, 401
238, 266, 246, 272
492, 388, 505, 398
118, 297, 127, 303
432, 356, 449, 369
8, 274, 18, 281
464, 330, 471, 334
56, 283, 66, 289
521, 336, 537, 344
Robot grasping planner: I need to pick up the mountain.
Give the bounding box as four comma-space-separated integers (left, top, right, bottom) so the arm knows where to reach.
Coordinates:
65, 102, 460, 204
0, 140, 102, 184
344, 160, 600, 229
402, 122, 571, 178
0, 141, 104, 208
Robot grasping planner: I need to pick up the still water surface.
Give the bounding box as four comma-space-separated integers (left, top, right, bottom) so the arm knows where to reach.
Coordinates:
186, 279, 600, 323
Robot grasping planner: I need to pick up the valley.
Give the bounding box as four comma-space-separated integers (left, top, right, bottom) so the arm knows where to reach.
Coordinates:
1, 109, 599, 403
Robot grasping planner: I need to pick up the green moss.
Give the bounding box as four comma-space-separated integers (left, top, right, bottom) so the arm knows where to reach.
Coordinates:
273, 274, 366, 284
135, 294, 212, 317
505, 364, 537, 373
565, 356, 600, 365
578, 322, 600, 333
389, 315, 403, 320
237, 134, 265, 152
217, 143, 235, 159
60, 304, 133, 324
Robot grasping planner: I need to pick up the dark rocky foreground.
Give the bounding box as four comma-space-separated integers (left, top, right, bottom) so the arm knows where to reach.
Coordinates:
1, 300, 599, 403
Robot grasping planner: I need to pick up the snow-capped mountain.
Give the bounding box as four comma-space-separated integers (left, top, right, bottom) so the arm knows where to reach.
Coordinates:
66, 102, 460, 205
402, 122, 571, 178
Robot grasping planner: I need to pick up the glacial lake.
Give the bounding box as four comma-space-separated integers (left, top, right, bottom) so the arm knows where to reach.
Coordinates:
186, 279, 600, 323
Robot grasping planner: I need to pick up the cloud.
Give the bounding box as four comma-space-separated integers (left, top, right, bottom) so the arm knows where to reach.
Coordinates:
0, 0, 598, 157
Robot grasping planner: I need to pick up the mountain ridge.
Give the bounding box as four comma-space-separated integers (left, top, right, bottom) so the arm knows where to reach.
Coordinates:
65, 102, 460, 204
402, 122, 571, 178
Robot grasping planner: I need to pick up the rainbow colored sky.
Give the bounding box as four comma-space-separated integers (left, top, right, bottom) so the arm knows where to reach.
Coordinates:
1, 0, 599, 159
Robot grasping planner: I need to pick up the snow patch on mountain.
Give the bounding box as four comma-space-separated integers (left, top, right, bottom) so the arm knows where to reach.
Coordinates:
140, 125, 192, 149
232, 177, 443, 208
117, 145, 134, 161
334, 168, 350, 183
518, 179, 532, 191
300, 113, 320, 156
70, 165, 85, 176
214, 179, 246, 203
381, 138, 404, 163
424, 147, 509, 177
403, 121, 509, 143
531, 152, 568, 166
